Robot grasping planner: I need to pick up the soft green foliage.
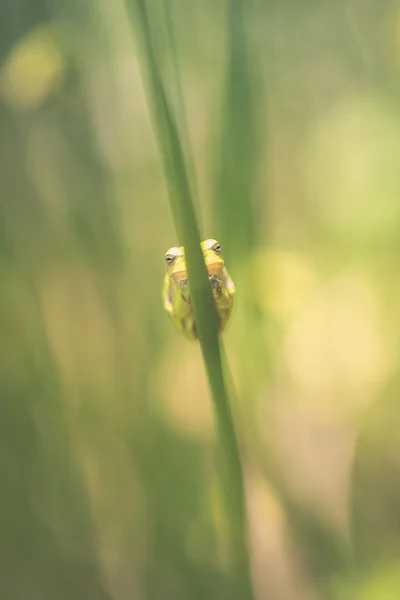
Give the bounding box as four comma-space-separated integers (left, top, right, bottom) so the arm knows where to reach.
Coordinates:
1, 1, 400, 599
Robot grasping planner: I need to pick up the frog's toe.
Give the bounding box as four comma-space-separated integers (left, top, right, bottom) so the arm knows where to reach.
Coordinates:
209, 275, 222, 297
179, 279, 191, 304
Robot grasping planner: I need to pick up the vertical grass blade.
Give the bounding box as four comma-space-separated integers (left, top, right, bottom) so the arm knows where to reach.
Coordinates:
145, 0, 201, 223
161, 1, 200, 206
129, 0, 254, 597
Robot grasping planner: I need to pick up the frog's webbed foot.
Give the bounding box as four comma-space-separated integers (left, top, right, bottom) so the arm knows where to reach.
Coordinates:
209, 275, 222, 298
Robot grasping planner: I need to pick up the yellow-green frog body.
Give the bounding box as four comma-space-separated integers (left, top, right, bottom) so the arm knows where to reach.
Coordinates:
162, 239, 235, 340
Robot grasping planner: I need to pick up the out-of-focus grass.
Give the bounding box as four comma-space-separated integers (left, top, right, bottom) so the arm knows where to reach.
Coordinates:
1, 1, 400, 599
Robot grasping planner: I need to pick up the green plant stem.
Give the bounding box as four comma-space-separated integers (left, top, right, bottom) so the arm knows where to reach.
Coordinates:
130, 0, 253, 596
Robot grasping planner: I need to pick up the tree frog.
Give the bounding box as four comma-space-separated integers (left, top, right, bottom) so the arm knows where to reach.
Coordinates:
162, 239, 235, 340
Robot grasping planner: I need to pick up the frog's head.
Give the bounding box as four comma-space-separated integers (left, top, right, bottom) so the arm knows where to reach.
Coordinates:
165, 245, 186, 280
201, 239, 225, 297
165, 245, 191, 303
201, 239, 224, 274
165, 239, 225, 304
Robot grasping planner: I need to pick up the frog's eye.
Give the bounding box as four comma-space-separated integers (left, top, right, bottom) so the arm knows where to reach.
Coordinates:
212, 243, 222, 255
165, 254, 176, 265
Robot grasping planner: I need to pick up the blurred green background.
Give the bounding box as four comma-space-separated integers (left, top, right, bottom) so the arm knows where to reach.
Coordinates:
1, 0, 400, 598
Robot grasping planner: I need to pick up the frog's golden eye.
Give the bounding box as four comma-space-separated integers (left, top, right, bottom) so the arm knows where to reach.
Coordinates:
165, 254, 177, 265
212, 243, 222, 255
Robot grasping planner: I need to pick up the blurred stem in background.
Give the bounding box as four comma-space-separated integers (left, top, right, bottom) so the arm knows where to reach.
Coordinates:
212, 0, 262, 264
130, 0, 254, 597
